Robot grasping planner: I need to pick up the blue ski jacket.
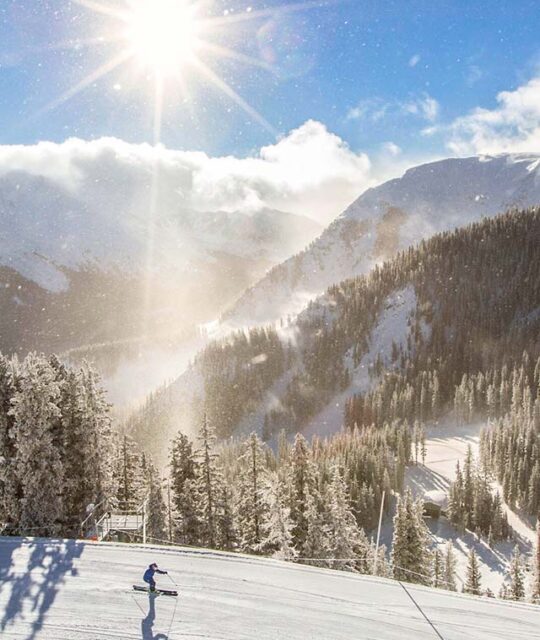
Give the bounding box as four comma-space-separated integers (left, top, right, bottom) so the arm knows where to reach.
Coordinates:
143, 566, 167, 583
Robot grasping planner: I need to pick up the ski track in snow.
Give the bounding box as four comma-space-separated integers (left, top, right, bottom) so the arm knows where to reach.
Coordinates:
0, 538, 539, 640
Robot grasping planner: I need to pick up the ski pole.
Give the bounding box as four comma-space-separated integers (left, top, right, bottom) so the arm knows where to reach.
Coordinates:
167, 572, 178, 587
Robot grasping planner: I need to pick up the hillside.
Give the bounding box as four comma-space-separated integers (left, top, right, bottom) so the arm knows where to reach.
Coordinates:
222, 153, 540, 329
127, 206, 540, 461
0, 538, 537, 639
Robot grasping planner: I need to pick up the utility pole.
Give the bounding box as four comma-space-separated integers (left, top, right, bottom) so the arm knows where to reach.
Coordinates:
142, 499, 147, 545
373, 490, 386, 576
167, 478, 173, 543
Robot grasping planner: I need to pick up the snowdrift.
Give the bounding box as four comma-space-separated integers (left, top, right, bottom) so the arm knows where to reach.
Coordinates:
0, 538, 538, 639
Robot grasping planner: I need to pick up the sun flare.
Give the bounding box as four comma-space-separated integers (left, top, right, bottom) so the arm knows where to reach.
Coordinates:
125, 0, 201, 75
62, 0, 320, 138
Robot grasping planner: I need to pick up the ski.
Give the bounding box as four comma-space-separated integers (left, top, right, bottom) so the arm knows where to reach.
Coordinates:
133, 585, 178, 597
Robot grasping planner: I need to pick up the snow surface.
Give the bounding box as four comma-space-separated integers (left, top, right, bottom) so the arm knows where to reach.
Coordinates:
1, 537, 538, 640
223, 153, 540, 330
0, 165, 320, 292
303, 286, 417, 439
403, 422, 536, 594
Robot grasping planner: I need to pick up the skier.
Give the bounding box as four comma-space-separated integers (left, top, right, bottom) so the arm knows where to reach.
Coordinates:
143, 562, 168, 592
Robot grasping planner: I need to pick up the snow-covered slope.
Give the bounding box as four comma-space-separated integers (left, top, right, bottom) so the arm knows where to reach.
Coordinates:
224, 153, 540, 327
0, 537, 538, 639
0, 154, 319, 378
400, 422, 535, 595
0, 167, 320, 293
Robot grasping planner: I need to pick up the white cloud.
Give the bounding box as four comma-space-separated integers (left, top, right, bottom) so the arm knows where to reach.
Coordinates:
403, 94, 440, 122
408, 54, 421, 68
430, 76, 540, 155
381, 141, 402, 156
347, 93, 440, 124
0, 120, 375, 225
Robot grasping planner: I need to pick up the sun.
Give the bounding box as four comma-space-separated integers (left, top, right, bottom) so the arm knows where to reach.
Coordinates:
125, 0, 202, 76
56, 0, 323, 137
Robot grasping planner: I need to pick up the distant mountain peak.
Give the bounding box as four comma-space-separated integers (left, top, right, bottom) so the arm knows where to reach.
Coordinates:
222, 152, 540, 329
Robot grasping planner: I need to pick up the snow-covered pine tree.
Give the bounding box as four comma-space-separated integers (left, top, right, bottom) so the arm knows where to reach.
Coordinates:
260, 470, 297, 560
532, 521, 540, 604
443, 542, 458, 591
300, 482, 330, 567
196, 413, 222, 548
289, 433, 315, 551
57, 368, 85, 524
169, 432, 200, 544
143, 459, 167, 541
432, 548, 443, 588
391, 489, 431, 584
325, 466, 365, 572
114, 434, 144, 511
235, 432, 267, 553
78, 363, 115, 510
0, 354, 20, 530
9, 353, 64, 535
462, 446, 475, 529
448, 461, 464, 530
506, 545, 525, 601
464, 549, 482, 595
62, 363, 114, 526
215, 484, 236, 550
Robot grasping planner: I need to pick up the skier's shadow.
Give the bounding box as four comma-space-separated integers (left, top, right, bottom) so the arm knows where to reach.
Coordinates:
141, 594, 168, 640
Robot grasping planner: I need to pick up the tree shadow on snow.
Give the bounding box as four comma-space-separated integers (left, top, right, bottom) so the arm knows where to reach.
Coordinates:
141, 593, 169, 640
406, 464, 450, 496
0, 537, 84, 640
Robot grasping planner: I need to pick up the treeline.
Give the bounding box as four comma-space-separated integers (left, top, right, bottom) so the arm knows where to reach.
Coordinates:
167, 419, 410, 558
0, 352, 164, 538
447, 446, 510, 543
166, 418, 540, 601
344, 356, 540, 430
480, 366, 540, 515
196, 327, 286, 438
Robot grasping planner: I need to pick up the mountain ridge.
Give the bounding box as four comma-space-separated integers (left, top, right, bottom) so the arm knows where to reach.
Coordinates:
222, 153, 540, 329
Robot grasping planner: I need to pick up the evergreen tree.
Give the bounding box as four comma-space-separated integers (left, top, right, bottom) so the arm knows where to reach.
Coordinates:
391, 490, 431, 584
114, 434, 144, 511
235, 432, 266, 553
0, 355, 20, 529
144, 460, 167, 541
169, 432, 200, 544
298, 477, 329, 565
10, 354, 64, 535
260, 471, 297, 560
196, 413, 222, 548
432, 548, 443, 588
289, 434, 315, 550
215, 485, 236, 550
464, 549, 482, 595
325, 466, 364, 572
532, 521, 540, 604
443, 542, 458, 591
62, 364, 114, 525
507, 546, 525, 601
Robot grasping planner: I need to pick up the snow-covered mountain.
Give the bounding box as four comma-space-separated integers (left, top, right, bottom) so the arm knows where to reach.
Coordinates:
128, 206, 540, 463
0, 538, 537, 639
0, 162, 319, 358
0, 168, 320, 292
223, 153, 540, 328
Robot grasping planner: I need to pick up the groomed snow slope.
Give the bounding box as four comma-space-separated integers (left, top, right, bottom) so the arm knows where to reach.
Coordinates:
0, 538, 538, 640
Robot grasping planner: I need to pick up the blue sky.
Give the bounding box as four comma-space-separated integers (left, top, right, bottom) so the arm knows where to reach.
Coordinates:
1, 0, 539, 158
